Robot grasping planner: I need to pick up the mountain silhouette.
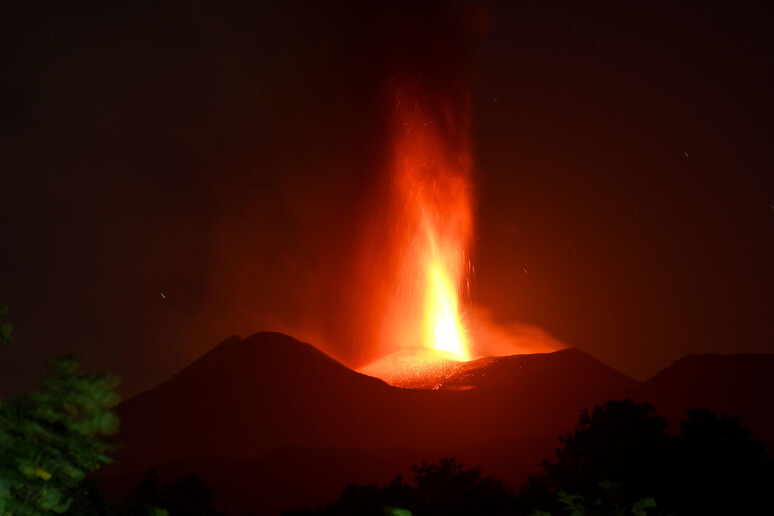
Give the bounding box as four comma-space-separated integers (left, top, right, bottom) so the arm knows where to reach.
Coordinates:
104, 333, 774, 515
109, 332, 637, 477
630, 353, 774, 449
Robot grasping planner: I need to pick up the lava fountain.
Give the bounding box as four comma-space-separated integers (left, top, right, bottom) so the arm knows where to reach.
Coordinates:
360, 82, 476, 386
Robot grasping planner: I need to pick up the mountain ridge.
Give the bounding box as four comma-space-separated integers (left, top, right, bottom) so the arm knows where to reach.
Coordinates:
103, 332, 774, 515
109, 332, 635, 476
630, 351, 774, 447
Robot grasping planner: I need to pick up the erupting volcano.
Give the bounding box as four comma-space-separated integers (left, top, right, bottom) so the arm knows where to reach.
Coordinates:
360, 82, 477, 387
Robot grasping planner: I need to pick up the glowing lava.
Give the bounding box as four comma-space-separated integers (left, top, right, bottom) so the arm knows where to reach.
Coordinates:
424, 243, 469, 359
355, 82, 566, 388
368, 82, 476, 368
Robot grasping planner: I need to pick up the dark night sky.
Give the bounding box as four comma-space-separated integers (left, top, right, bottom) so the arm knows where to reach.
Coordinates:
2, 1, 773, 397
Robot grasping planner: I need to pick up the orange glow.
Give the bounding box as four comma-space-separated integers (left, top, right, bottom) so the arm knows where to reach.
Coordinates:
351, 83, 567, 386
371, 84, 475, 363
424, 245, 469, 359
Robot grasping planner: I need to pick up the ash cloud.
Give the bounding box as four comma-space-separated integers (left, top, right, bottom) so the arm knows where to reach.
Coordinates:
469, 308, 566, 358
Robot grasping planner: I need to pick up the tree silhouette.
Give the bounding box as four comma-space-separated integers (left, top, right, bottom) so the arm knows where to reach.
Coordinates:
0, 356, 120, 515
411, 457, 514, 515
671, 408, 773, 515
112, 470, 165, 516
524, 399, 774, 515
159, 474, 223, 516
284, 457, 515, 516
65, 478, 115, 516
0, 302, 222, 516
285, 398, 774, 515
114, 470, 223, 516
523, 400, 674, 514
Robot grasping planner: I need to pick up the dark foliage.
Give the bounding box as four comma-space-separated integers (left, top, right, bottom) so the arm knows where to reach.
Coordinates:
671, 408, 772, 515
522, 400, 676, 514
65, 470, 223, 516
0, 356, 120, 515
410, 457, 513, 514
66, 470, 224, 516
2, 301, 769, 516
156, 472, 225, 516
292, 400, 773, 516
0, 302, 222, 516
284, 457, 517, 516
523, 400, 774, 515
66, 478, 120, 516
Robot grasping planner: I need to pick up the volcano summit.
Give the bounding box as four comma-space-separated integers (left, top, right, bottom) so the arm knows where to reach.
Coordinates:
102, 332, 774, 515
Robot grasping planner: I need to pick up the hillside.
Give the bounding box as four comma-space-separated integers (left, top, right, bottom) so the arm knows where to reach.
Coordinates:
109, 333, 637, 476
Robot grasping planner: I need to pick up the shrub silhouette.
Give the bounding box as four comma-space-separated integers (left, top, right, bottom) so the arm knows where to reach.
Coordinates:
284, 456, 515, 516
411, 457, 514, 515
65, 478, 116, 516
113, 470, 224, 516
529, 481, 657, 516
523, 400, 674, 514
671, 408, 772, 515
296, 400, 773, 516
524, 400, 774, 515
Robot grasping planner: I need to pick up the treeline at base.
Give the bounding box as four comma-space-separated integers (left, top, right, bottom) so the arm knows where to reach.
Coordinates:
285, 400, 774, 516
1, 309, 771, 516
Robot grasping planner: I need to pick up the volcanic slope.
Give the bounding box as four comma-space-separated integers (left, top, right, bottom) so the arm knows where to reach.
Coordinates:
630, 353, 774, 448
110, 332, 638, 475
